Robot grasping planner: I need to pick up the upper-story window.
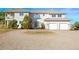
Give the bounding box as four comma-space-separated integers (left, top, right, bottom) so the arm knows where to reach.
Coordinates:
20, 12, 24, 16
43, 14, 45, 16
58, 14, 62, 17
6, 13, 14, 16
11, 13, 14, 16
51, 14, 56, 17
34, 14, 40, 19
36, 13, 38, 15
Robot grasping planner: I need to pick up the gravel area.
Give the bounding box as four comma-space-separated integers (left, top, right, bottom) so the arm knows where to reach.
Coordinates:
0, 30, 79, 50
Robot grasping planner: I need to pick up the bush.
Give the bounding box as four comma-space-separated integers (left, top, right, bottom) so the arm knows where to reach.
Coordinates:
0, 20, 5, 27
74, 22, 79, 28
71, 22, 79, 30
8, 20, 18, 29
0, 12, 5, 20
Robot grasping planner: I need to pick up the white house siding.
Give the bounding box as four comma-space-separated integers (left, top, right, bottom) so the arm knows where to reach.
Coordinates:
5, 12, 29, 28
14, 13, 29, 28
61, 15, 65, 18
32, 14, 65, 28
5, 13, 14, 27
38, 14, 65, 25
5, 14, 14, 20
4, 10, 70, 30
14, 13, 29, 21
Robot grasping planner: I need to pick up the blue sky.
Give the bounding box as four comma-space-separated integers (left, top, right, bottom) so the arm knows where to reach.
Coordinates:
0, 8, 79, 24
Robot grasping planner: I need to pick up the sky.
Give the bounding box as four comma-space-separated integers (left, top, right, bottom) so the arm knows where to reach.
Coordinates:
0, 8, 79, 24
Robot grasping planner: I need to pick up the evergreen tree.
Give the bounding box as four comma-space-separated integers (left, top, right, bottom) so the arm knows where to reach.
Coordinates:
21, 15, 32, 29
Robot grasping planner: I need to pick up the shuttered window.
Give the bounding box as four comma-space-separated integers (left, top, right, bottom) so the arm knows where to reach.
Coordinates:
20, 12, 24, 16
51, 14, 56, 17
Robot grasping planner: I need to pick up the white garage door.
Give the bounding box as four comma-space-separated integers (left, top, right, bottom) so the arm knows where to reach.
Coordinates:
60, 24, 69, 30
48, 24, 58, 30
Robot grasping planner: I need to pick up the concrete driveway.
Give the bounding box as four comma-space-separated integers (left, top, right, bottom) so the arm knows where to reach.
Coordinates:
0, 30, 79, 50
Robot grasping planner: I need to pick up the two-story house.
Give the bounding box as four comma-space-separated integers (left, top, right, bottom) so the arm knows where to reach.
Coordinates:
4, 8, 70, 30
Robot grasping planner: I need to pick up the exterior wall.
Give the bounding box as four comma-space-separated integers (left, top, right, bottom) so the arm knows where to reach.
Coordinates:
5, 13, 14, 20
14, 13, 29, 28
5, 12, 69, 30
5, 12, 29, 28
30, 13, 66, 28
14, 13, 29, 25
14, 13, 29, 21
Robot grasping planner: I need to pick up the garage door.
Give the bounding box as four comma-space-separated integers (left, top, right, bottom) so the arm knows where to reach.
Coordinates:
60, 24, 69, 30
48, 24, 58, 30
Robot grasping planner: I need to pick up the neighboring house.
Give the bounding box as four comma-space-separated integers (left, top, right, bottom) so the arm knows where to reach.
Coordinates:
3, 8, 70, 30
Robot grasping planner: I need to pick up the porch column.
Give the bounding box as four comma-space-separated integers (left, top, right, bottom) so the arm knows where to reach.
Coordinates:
6, 20, 9, 27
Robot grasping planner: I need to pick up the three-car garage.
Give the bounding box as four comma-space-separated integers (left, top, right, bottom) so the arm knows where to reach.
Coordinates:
46, 23, 70, 30
43, 18, 70, 30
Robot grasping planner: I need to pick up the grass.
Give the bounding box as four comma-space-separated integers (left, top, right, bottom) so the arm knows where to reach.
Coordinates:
0, 29, 12, 34
25, 30, 53, 34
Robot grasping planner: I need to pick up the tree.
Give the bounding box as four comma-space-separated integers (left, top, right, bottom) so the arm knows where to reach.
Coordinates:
71, 22, 79, 30
0, 12, 5, 28
21, 15, 32, 29
74, 22, 79, 28
0, 12, 5, 21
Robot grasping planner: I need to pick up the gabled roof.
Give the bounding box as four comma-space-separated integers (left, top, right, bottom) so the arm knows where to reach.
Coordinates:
3, 8, 65, 14
30, 10, 65, 14
4, 8, 30, 12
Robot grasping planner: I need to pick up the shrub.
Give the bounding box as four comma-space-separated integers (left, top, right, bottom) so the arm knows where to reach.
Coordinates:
0, 12, 5, 20
8, 20, 18, 29
74, 22, 79, 28
71, 22, 79, 30
0, 20, 5, 27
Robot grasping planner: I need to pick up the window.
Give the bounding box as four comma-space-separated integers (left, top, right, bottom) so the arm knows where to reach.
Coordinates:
51, 14, 56, 17
34, 14, 40, 19
19, 21, 22, 24
20, 12, 24, 16
36, 13, 38, 15
11, 13, 14, 16
58, 14, 62, 17
7, 17, 10, 19
43, 14, 45, 16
